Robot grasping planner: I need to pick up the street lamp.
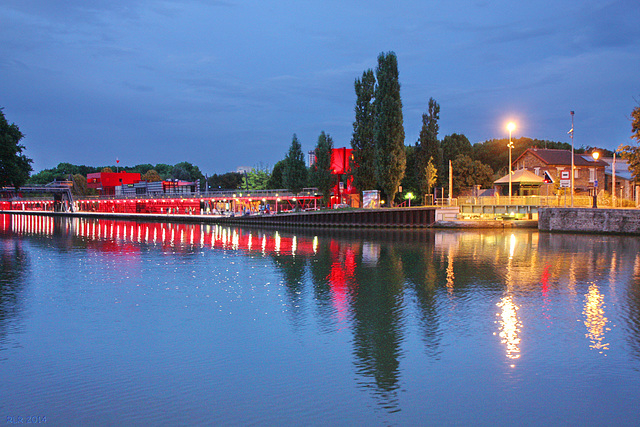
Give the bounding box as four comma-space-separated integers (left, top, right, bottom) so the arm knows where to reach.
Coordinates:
507, 122, 516, 203
569, 111, 575, 207
592, 151, 600, 208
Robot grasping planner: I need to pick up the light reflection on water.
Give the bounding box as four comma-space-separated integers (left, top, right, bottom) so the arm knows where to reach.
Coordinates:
1, 214, 640, 425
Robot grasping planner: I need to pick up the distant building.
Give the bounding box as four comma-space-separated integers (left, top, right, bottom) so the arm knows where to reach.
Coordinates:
87, 171, 141, 196
601, 157, 635, 201
512, 148, 607, 194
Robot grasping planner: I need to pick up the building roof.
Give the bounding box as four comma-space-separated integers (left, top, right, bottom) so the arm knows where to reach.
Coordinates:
601, 157, 634, 181
514, 148, 608, 167
494, 169, 545, 184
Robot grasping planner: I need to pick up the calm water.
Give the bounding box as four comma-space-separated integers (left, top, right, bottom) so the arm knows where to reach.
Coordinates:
1, 214, 640, 426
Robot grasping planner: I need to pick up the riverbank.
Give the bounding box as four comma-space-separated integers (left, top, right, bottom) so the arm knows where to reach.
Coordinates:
1, 209, 540, 229
539, 207, 640, 235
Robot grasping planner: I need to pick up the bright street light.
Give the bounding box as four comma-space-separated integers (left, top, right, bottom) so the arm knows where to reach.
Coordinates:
507, 122, 516, 203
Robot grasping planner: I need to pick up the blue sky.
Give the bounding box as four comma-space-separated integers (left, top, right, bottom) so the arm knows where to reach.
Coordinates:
1, 0, 639, 174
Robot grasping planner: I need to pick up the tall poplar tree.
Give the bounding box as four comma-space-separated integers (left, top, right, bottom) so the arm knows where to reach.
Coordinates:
416, 98, 441, 196
311, 131, 334, 205
283, 134, 307, 194
350, 69, 377, 195
373, 52, 405, 206
0, 108, 33, 188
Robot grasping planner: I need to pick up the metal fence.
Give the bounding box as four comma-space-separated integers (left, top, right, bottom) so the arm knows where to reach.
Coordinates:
460, 194, 637, 208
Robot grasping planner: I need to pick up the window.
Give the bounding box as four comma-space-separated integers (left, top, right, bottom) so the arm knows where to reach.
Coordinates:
589, 168, 596, 182
534, 167, 540, 176
574, 168, 579, 179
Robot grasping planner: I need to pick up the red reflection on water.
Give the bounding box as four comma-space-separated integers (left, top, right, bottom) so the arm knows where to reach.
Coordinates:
327, 241, 359, 323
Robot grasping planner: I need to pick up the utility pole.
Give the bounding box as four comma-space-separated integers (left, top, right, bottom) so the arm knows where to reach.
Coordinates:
569, 111, 574, 207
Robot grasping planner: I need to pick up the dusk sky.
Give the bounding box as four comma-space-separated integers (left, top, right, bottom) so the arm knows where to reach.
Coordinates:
1, 0, 639, 174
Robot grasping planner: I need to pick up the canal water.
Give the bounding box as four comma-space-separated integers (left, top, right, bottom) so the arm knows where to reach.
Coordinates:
1, 214, 640, 425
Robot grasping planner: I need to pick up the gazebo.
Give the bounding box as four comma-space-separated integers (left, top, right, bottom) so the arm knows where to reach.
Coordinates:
494, 169, 545, 196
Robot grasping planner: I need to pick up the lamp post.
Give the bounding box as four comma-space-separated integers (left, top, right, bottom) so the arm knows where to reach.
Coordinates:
612, 151, 616, 208
592, 151, 600, 208
569, 111, 574, 207
507, 122, 516, 204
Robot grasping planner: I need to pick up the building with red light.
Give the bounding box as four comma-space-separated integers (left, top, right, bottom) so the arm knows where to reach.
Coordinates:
87, 171, 142, 196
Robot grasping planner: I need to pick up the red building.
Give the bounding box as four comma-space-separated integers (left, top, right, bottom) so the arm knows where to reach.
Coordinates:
87, 171, 142, 195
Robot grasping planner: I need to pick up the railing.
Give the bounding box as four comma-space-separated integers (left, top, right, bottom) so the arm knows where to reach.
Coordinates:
435, 198, 458, 207
80, 188, 321, 201
460, 194, 638, 208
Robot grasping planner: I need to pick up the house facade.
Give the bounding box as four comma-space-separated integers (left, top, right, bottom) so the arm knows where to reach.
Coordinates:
512, 148, 607, 194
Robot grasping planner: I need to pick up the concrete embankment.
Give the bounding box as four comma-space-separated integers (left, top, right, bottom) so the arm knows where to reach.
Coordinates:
432, 219, 538, 229
1, 208, 542, 230
539, 207, 640, 235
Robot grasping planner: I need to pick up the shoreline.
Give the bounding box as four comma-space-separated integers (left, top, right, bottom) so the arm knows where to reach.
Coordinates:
1, 209, 538, 229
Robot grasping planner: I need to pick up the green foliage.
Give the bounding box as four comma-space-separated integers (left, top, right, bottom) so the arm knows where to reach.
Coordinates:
310, 131, 335, 205
441, 133, 472, 167
400, 145, 418, 200
153, 164, 173, 179
101, 167, 113, 173
619, 103, 640, 182
350, 69, 378, 194
267, 160, 285, 189
374, 51, 405, 206
416, 98, 441, 193
171, 161, 204, 184
283, 134, 307, 194
208, 172, 243, 190
241, 164, 271, 191
0, 109, 33, 188
451, 155, 494, 194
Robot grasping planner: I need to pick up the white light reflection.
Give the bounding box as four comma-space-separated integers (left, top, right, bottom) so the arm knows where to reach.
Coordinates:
509, 233, 516, 260
496, 296, 522, 360
292, 236, 297, 256
313, 236, 318, 254
583, 283, 610, 353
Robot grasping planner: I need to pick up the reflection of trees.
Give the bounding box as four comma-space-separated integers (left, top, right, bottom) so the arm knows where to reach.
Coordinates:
351, 245, 405, 411
270, 250, 309, 327
0, 237, 29, 352
398, 234, 444, 358
625, 254, 640, 360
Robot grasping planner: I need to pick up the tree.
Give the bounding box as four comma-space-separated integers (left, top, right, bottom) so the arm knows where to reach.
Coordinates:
619, 103, 640, 182
351, 69, 377, 194
208, 172, 243, 190
400, 145, 418, 201
241, 165, 271, 191
424, 156, 438, 202
451, 155, 494, 194
310, 131, 334, 205
0, 109, 33, 188
71, 173, 96, 196
374, 52, 405, 206
416, 98, 441, 196
142, 169, 162, 182
283, 134, 307, 194
267, 160, 285, 189
441, 133, 472, 167
101, 167, 113, 173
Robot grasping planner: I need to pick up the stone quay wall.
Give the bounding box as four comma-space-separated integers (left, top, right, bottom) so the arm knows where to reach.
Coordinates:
539, 207, 640, 234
